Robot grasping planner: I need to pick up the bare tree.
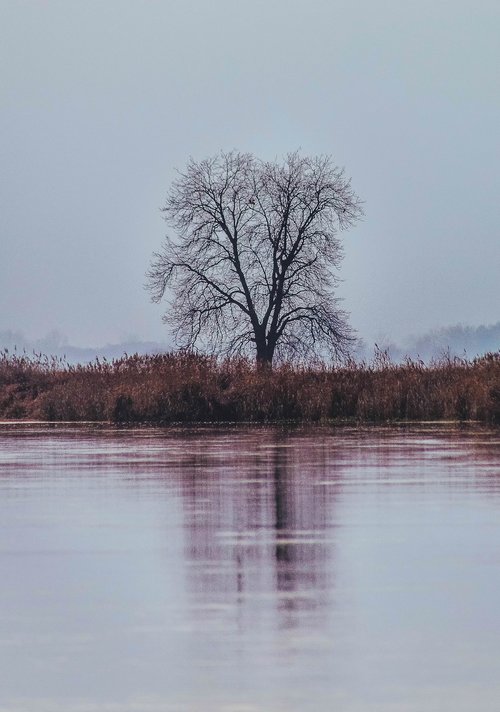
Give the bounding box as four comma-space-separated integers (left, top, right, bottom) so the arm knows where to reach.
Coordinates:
147, 151, 363, 366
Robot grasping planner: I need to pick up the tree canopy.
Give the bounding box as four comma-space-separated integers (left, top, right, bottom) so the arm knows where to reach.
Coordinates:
147, 151, 362, 365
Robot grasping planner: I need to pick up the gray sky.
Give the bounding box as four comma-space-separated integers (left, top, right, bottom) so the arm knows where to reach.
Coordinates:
1, 0, 499, 347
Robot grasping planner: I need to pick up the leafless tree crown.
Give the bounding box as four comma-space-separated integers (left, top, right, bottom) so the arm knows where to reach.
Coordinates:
147, 151, 363, 365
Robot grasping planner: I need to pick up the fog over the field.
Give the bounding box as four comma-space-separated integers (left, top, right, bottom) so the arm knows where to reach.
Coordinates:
1, 1, 499, 350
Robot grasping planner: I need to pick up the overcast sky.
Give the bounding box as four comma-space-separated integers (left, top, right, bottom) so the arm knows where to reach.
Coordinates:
1, 0, 499, 347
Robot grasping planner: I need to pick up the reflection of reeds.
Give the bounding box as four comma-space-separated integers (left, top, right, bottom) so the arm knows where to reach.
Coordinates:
1, 348, 499, 423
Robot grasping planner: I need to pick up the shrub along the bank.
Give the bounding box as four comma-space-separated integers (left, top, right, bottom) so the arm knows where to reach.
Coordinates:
0, 349, 499, 424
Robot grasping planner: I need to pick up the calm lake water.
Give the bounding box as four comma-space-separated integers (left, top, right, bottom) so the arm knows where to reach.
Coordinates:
0, 424, 499, 712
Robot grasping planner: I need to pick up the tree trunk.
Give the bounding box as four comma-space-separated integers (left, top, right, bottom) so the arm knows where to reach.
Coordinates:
256, 353, 273, 368
255, 335, 274, 367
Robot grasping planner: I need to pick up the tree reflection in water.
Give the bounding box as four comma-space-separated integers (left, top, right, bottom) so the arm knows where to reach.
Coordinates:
178, 428, 343, 632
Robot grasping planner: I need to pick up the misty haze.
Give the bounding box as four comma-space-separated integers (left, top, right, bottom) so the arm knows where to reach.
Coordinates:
1, 1, 499, 348
1, 2, 499, 712
1, 322, 499, 365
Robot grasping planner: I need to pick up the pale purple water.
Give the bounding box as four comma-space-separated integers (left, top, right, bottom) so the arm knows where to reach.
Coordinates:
0, 424, 499, 712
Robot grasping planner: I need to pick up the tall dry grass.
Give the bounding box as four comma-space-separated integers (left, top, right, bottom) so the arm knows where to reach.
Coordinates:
1, 348, 499, 424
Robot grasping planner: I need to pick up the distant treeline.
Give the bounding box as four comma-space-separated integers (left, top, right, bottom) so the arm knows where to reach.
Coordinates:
369, 321, 500, 363
0, 329, 170, 365
1, 350, 499, 424
1, 321, 499, 366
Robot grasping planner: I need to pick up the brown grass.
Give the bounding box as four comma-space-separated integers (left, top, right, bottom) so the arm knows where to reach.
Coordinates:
1, 349, 499, 424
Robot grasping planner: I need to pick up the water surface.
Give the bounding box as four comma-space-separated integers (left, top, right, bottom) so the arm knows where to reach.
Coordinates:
0, 424, 499, 711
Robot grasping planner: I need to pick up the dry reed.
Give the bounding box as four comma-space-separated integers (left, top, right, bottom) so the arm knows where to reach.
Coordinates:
1, 348, 499, 424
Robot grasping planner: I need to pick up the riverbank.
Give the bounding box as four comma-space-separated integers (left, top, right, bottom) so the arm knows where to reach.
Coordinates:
1, 350, 499, 424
